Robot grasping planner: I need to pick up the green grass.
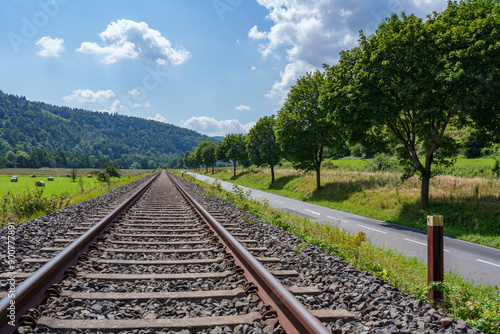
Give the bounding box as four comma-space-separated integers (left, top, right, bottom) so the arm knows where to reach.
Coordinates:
195, 162, 500, 249
1, 168, 153, 226
0, 169, 148, 197
180, 171, 500, 333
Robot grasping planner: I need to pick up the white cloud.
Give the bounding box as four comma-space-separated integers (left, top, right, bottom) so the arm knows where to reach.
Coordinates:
266, 60, 316, 101
148, 113, 168, 123
36, 36, 65, 57
250, 0, 447, 101
133, 101, 152, 108
63, 89, 115, 103
180, 116, 255, 136
77, 19, 191, 65
235, 105, 252, 111
248, 25, 268, 40
251, 66, 257, 71
108, 100, 124, 113
128, 89, 141, 96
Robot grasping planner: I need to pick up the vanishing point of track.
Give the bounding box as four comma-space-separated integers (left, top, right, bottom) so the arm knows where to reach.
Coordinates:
0, 171, 340, 333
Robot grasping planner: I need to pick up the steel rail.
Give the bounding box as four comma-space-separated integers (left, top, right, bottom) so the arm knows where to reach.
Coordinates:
0, 171, 160, 333
169, 173, 331, 334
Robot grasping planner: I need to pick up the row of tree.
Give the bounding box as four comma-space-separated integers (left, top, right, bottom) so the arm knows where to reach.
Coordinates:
186, 0, 500, 210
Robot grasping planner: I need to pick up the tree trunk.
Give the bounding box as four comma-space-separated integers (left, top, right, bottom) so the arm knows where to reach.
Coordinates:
316, 167, 321, 190
421, 175, 430, 210
233, 160, 237, 177
271, 165, 275, 184
212, 163, 214, 174
316, 145, 323, 190
206, 165, 208, 173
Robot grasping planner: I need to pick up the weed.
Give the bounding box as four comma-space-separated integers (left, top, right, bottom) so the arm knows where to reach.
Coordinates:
242, 214, 255, 226
293, 241, 308, 255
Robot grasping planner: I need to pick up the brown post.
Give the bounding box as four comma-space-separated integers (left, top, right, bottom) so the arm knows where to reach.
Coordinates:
427, 215, 444, 303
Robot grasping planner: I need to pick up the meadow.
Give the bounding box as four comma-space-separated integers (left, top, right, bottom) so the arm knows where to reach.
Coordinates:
0, 168, 152, 226
196, 158, 500, 249
1, 168, 145, 197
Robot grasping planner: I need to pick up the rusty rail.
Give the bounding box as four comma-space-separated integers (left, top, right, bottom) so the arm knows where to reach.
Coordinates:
0, 172, 160, 333
169, 173, 331, 334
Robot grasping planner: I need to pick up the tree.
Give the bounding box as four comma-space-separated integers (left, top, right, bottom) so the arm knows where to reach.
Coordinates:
197, 141, 216, 174
70, 168, 78, 182
247, 115, 282, 183
105, 164, 121, 178
184, 151, 195, 169
216, 134, 249, 177
325, 2, 500, 210
275, 70, 344, 190
5, 151, 16, 168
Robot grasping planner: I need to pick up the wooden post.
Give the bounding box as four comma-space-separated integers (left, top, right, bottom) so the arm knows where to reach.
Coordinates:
427, 215, 444, 303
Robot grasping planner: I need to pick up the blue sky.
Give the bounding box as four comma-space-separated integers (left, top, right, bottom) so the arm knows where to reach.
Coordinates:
0, 0, 448, 136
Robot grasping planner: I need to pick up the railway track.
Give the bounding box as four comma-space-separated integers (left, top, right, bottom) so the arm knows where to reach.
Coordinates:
0, 171, 348, 333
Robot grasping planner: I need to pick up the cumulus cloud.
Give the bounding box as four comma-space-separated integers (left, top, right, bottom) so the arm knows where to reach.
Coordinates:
148, 113, 168, 123
133, 102, 152, 108
77, 19, 191, 65
36, 36, 65, 57
235, 105, 252, 111
180, 117, 255, 137
251, 0, 447, 101
128, 89, 141, 96
63, 89, 115, 103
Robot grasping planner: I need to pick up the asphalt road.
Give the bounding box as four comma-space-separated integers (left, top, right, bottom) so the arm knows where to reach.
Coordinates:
187, 172, 500, 286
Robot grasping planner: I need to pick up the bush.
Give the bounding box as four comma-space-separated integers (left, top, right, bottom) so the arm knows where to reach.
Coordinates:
1, 187, 70, 225
364, 153, 398, 172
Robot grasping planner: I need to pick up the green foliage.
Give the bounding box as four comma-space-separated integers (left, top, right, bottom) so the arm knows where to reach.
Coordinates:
325, 2, 500, 209
215, 134, 249, 176
493, 157, 500, 178
364, 153, 399, 172
105, 164, 121, 178
96, 170, 110, 184
196, 141, 217, 173
1, 187, 70, 225
0, 91, 213, 166
246, 115, 282, 183
276, 70, 345, 190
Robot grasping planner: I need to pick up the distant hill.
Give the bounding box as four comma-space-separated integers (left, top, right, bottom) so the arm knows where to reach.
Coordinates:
0, 90, 213, 166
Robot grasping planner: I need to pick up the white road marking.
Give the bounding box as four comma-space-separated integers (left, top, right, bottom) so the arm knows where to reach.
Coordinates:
404, 238, 427, 246
304, 209, 321, 215
274, 200, 283, 204
404, 238, 450, 252
477, 259, 500, 268
357, 224, 387, 234
327, 216, 348, 223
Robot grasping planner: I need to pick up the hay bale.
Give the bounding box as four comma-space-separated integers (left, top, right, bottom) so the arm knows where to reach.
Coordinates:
66, 174, 71, 177
35, 181, 45, 187
11, 176, 18, 182
31, 174, 36, 178
87, 174, 92, 178
47, 177, 54, 181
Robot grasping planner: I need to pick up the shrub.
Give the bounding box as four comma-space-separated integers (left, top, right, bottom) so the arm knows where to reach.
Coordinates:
364, 153, 398, 172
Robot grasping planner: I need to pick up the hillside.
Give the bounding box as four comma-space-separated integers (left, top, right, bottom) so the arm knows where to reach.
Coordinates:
0, 91, 213, 166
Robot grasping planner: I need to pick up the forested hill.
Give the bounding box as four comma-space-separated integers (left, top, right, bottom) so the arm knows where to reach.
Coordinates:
0, 90, 213, 166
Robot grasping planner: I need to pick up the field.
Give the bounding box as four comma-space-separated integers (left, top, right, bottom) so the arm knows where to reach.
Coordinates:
0, 168, 146, 197
196, 158, 500, 249
0, 168, 152, 226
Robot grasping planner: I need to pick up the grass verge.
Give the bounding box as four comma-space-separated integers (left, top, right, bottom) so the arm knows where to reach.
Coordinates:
195, 167, 500, 249
180, 172, 499, 333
